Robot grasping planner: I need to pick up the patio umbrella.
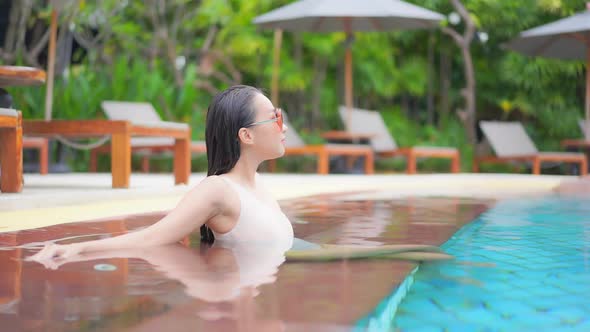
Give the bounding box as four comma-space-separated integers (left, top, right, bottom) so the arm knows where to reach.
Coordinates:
44, 5, 58, 121
506, 3, 590, 131
253, 0, 443, 126
45, 0, 77, 121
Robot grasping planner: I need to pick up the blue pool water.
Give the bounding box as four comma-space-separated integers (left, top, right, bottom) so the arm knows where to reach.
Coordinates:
358, 196, 590, 331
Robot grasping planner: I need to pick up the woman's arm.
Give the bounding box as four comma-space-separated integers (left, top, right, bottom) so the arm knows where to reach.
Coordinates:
29, 176, 227, 260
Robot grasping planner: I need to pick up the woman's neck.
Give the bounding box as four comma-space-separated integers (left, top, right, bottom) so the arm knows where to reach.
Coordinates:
226, 154, 261, 189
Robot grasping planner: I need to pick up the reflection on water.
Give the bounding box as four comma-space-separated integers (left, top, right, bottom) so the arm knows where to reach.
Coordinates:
0, 195, 489, 331
0, 217, 288, 331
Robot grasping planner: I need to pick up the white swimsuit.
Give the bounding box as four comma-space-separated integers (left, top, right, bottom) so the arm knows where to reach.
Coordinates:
211, 176, 294, 252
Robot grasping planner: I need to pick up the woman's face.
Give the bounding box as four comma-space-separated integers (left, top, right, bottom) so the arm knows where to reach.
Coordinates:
245, 93, 287, 160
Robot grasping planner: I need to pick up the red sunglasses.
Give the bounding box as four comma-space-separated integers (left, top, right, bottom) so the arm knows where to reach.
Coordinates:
245, 108, 283, 131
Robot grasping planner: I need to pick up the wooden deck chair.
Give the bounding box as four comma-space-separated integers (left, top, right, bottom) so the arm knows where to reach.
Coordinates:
560, 120, 590, 151
268, 114, 374, 175
338, 107, 460, 174
23, 117, 191, 188
0, 108, 23, 193
90, 101, 206, 172
474, 121, 587, 176
23, 137, 48, 174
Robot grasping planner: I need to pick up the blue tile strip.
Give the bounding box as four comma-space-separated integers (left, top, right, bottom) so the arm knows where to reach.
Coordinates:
355, 266, 419, 331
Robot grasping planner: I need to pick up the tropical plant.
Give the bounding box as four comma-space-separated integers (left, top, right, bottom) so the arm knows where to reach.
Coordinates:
3, 0, 588, 173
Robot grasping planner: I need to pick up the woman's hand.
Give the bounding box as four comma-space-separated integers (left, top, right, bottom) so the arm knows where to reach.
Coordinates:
26, 242, 83, 269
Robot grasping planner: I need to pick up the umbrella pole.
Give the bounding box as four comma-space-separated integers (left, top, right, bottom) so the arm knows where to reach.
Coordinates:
586, 47, 590, 127
271, 29, 283, 106
44, 8, 57, 121
345, 32, 353, 128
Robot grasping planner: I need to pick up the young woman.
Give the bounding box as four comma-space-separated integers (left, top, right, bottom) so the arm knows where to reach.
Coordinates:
30, 85, 294, 262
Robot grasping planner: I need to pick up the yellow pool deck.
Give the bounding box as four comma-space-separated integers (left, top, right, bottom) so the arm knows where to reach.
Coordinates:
0, 172, 575, 233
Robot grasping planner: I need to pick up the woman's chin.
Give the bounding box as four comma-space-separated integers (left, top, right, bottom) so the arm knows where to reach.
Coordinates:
274, 146, 286, 158
262, 152, 284, 163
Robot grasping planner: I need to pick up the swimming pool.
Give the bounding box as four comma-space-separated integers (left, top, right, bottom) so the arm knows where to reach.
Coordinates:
0, 195, 490, 330
359, 196, 590, 331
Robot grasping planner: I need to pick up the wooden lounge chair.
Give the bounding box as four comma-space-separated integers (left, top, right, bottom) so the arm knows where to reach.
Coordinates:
268, 115, 374, 175
90, 101, 206, 172
338, 107, 460, 174
561, 120, 590, 152
474, 121, 587, 176
0, 108, 23, 193
23, 137, 49, 174
23, 117, 191, 188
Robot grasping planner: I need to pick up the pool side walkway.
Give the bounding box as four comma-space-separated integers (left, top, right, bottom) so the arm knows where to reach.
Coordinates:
0, 172, 574, 233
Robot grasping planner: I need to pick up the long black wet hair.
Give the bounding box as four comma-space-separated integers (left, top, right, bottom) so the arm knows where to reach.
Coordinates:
200, 85, 263, 243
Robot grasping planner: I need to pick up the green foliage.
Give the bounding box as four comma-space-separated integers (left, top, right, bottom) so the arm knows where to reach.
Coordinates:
11, 56, 204, 130
7, 0, 590, 174
411, 0, 588, 162
8, 56, 206, 172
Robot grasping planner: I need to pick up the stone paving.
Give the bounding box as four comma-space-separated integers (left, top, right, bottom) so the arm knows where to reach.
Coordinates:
0, 172, 572, 232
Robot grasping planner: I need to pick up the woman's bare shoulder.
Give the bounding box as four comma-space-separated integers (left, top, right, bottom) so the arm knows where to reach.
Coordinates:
188, 175, 240, 224
188, 175, 228, 201
189, 175, 237, 208
184, 175, 232, 206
